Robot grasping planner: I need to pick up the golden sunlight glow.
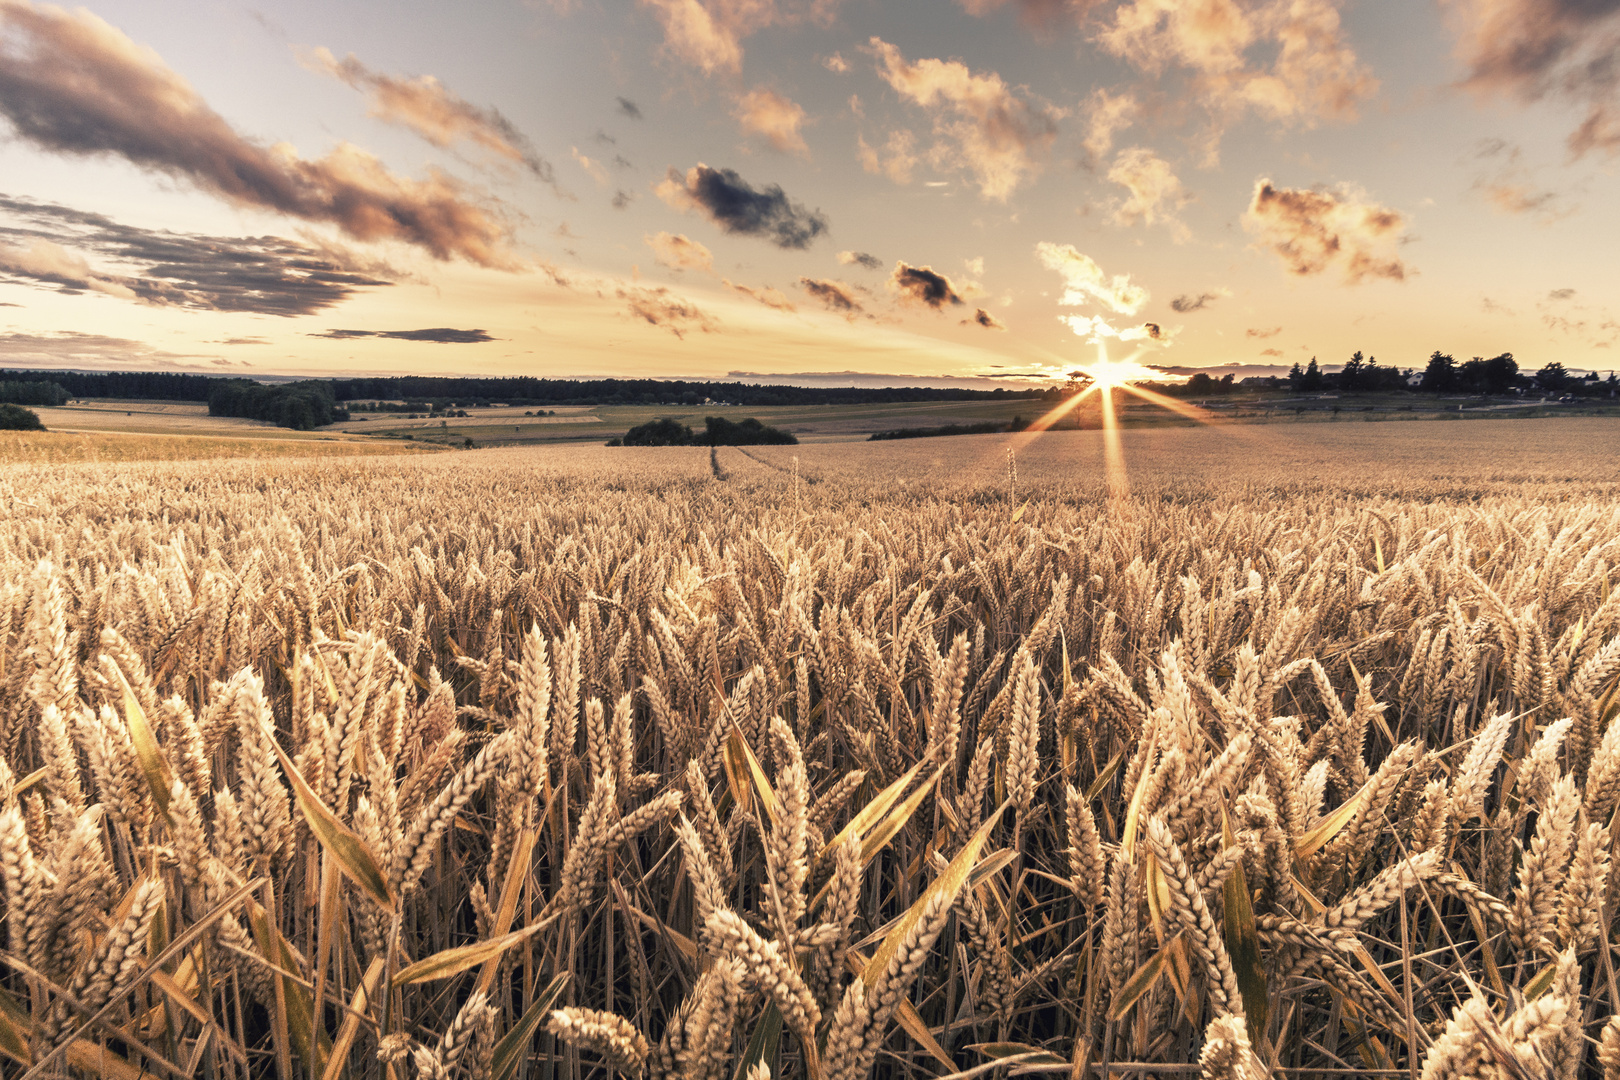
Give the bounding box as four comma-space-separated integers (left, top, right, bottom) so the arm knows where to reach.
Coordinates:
1069, 354, 1175, 390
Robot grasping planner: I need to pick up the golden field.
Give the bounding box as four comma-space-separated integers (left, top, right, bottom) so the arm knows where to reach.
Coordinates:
1, 418, 1619, 1080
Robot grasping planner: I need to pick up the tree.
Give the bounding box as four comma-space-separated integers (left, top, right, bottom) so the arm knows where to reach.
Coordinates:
1287, 362, 1303, 390
1420, 351, 1456, 393
0, 403, 44, 430
1340, 351, 1364, 391
1536, 362, 1568, 393
1482, 353, 1517, 395
622, 417, 695, 446
1301, 357, 1324, 392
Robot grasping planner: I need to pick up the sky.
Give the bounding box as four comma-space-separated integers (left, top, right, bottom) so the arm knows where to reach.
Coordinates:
0, 0, 1617, 385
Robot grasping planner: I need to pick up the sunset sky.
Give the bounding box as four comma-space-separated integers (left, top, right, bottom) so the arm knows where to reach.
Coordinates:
0, 0, 1616, 384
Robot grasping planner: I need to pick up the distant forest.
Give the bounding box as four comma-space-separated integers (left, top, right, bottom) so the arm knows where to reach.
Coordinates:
0, 369, 1042, 408
0, 356, 1611, 430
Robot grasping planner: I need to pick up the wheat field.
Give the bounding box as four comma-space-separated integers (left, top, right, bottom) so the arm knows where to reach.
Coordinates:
2, 422, 1620, 1080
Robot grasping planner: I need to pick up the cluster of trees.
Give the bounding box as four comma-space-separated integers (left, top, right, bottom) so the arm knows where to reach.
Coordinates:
1418, 353, 1616, 396
1285, 353, 1412, 393
0, 370, 218, 401
0, 403, 44, 430
0, 380, 69, 406
613, 416, 798, 446
206, 380, 348, 430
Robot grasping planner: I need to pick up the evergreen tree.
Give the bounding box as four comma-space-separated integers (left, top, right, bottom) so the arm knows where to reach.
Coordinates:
1301, 357, 1324, 392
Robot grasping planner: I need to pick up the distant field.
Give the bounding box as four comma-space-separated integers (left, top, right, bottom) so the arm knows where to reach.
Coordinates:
331, 393, 1620, 447
0, 429, 441, 464
34, 399, 374, 440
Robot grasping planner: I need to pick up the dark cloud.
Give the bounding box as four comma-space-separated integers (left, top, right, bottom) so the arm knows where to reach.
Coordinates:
798, 277, 865, 315
303, 49, 557, 187
965, 307, 1006, 330
1448, 0, 1620, 156
212, 337, 269, 345
1549, 287, 1577, 300
617, 97, 643, 120
612, 189, 634, 210
617, 286, 717, 338
310, 328, 494, 343
889, 262, 963, 309
0, 4, 514, 266
1170, 291, 1224, 313
1243, 180, 1411, 283
838, 250, 882, 270
657, 164, 828, 249
1141, 321, 1162, 340
0, 193, 392, 316
1246, 326, 1282, 338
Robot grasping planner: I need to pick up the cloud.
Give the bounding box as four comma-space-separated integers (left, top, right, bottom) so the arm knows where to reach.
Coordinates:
1107, 147, 1191, 239
724, 278, 796, 311
1170, 288, 1229, 312
1548, 287, 1576, 300
612, 189, 635, 209
856, 130, 919, 184
889, 262, 964, 309
645, 231, 714, 272
798, 276, 865, 314
214, 337, 268, 345
1058, 314, 1170, 343
1096, 0, 1377, 160
823, 52, 849, 73
1470, 137, 1573, 220
1442, 0, 1620, 156
838, 250, 882, 270
0, 193, 393, 315
1482, 295, 1515, 315
636, 0, 836, 75
867, 37, 1060, 200
617, 96, 643, 119
303, 48, 555, 185
1083, 88, 1138, 159
0, 330, 216, 367
958, 0, 1105, 26
310, 327, 494, 342
656, 164, 828, 248
1246, 326, 1281, 338
617, 284, 717, 338
1242, 179, 1412, 283
1260, 347, 1284, 356
966, 307, 1006, 329
0, 2, 514, 267
1034, 241, 1147, 314
735, 88, 810, 156
573, 147, 611, 185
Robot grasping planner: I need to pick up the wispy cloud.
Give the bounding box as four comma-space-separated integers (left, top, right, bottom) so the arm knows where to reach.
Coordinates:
616, 96, 643, 119
0, 1, 516, 267
645, 231, 715, 272
724, 279, 796, 311
302, 48, 556, 186
856, 130, 920, 184
0, 330, 218, 367
0, 193, 393, 315
1107, 147, 1191, 239
966, 307, 1006, 329
1096, 0, 1376, 161
838, 250, 881, 270
618, 284, 718, 337
735, 88, 810, 156
1034, 241, 1146, 314
1170, 288, 1229, 312
1243, 178, 1412, 283
867, 37, 1061, 200
310, 328, 494, 342
889, 262, 964, 309
1443, 0, 1620, 157
1246, 326, 1281, 338
656, 164, 828, 248
798, 276, 865, 315
636, 0, 838, 76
